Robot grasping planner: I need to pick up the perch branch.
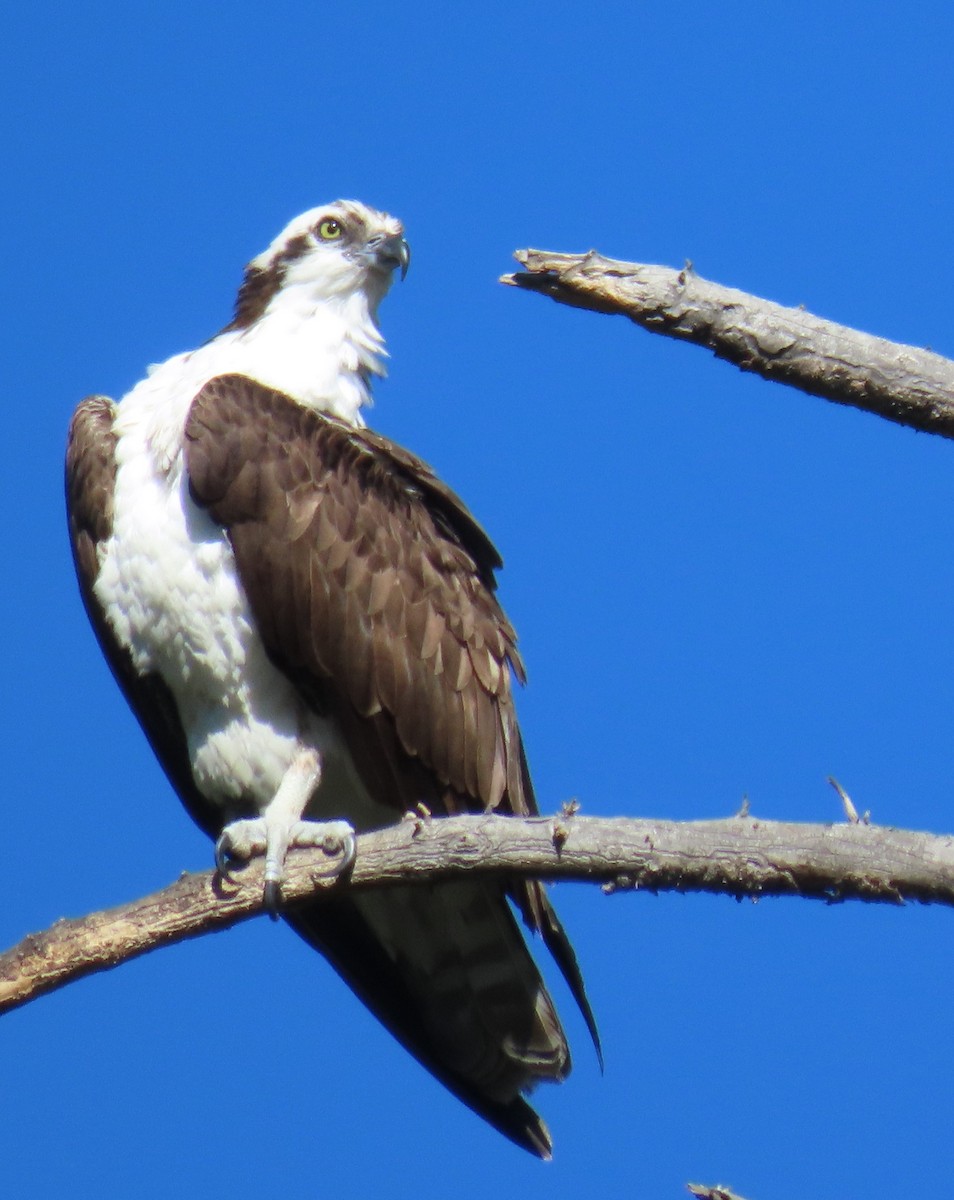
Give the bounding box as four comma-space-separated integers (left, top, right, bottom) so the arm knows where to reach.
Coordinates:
3, 812, 954, 1017
502, 250, 954, 437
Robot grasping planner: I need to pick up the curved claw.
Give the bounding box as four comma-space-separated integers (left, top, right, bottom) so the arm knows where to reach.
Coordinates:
333, 829, 357, 877
263, 879, 283, 920
215, 831, 236, 880
306, 826, 357, 880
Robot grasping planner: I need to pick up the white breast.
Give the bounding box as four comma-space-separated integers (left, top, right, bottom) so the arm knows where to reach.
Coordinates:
96, 420, 311, 810
94, 319, 397, 830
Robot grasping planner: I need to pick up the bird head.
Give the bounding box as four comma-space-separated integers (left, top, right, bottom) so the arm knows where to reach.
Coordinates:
228, 200, 409, 331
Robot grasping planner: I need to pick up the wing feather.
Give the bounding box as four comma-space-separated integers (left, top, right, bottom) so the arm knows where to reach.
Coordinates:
182, 372, 601, 1143
185, 373, 532, 821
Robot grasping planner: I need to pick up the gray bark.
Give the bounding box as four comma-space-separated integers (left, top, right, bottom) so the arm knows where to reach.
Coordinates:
3, 811, 952, 1016
502, 249, 954, 437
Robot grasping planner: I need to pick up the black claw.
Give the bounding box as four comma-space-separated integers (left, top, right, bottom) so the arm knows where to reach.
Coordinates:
263, 879, 283, 921
337, 832, 357, 876
214, 835, 235, 880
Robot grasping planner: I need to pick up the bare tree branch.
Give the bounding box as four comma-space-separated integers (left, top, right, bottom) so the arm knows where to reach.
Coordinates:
502, 250, 954, 438
4, 812, 954, 1017
687, 1185, 752, 1200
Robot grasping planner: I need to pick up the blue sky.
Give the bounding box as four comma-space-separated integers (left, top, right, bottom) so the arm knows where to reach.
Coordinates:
4, 3, 954, 1196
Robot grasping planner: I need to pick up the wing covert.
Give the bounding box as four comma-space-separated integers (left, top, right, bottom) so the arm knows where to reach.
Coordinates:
184, 373, 532, 819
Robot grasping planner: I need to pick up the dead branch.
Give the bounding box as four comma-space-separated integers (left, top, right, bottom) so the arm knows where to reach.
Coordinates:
3, 812, 954, 1017
687, 1185, 751, 1200
502, 250, 954, 438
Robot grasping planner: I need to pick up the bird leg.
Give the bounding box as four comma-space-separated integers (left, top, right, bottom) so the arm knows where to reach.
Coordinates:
215, 747, 356, 915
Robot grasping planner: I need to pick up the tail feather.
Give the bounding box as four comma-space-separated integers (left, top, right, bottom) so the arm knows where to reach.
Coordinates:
284, 878, 578, 1156
516, 880, 603, 1072
399, 881, 569, 1101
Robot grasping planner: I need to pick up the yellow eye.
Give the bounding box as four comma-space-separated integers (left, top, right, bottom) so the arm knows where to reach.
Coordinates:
317, 217, 343, 241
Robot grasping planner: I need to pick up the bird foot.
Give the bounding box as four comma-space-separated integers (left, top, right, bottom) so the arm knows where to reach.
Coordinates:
215, 817, 356, 917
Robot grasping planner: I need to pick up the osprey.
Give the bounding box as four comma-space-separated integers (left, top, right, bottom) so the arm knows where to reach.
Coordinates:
66, 200, 598, 1156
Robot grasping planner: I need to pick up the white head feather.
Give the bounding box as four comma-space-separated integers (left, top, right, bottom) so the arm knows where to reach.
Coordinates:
249, 200, 408, 316
119, 201, 409, 455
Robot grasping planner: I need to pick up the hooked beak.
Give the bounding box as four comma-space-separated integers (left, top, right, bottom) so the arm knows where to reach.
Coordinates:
370, 232, 410, 281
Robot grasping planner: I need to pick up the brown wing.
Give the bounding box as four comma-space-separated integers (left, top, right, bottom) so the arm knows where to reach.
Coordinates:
185, 372, 530, 820
185, 375, 600, 1109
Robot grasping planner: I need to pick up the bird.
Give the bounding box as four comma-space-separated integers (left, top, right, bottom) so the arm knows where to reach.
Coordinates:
66, 200, 598, 1157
